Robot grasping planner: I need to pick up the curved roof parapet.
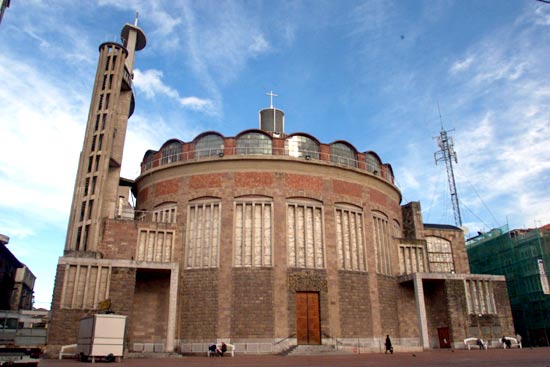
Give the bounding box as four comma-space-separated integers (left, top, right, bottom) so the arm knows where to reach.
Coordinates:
236, 129, 273, 139
285, 132, 321, 145
142, 149, 158, 161
384, 163, 395, 177
193, 131, 225, 143
159, 138, 184, 151
364, 150, 383, 163
329, 139, 358, 153
98, 41, 128, 56
121, 24, 147, 51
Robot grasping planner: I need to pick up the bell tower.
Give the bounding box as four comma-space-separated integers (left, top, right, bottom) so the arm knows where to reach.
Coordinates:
64, 20, 146, 254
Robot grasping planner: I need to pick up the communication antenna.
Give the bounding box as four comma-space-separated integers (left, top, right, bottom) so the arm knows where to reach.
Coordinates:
434, 104, 462, 227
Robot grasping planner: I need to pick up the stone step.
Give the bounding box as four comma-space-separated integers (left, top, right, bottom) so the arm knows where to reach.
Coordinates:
126, 352, 183, 359
285, 344, 352, 356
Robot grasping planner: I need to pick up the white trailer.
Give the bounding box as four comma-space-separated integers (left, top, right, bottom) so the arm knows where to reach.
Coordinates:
77, 314, 127, 362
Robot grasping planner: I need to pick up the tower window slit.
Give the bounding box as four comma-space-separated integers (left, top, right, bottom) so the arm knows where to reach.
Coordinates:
91, 176, 97, 195
84, 177, 90, 196
87, 157, 93, 173
87, 200, 94, 220
102, 114, 107, 130
80, 202, 86, 222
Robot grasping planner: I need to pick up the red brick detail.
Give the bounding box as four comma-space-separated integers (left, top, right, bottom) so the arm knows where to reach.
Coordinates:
184, 142, 194, 160
224, 138, 236, 156
272, 138, 285, 155
155, 178, 179, 196
235, 172, 274, 188
138, 187, 149, 202
357, 153, 366, 170
319, 144, 331, 162
333, 180, 362, 198
285, 174, 322, 191
190, 173, 223, 189
369, 188, 387, 205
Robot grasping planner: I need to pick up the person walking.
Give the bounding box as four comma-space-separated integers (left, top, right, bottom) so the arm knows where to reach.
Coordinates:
385, 335, 393, 354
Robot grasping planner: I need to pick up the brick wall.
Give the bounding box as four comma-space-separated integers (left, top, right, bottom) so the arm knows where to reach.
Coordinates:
189, 173, 222, 189
180, 269, 219, 340
46, 265, 136, 357
333, 179, 362, 198
376, 275, 399, 337
129, 270, 169, 343
285, 173, 323, 191
231, 268, 274, 338
397, 282, 419, 338
47, 264, 84, 357
100, 219, 139, 259
154, 178, 180, 196
337, 271, 372, 337
424, 281, 450, 345
235, 172, 274, 188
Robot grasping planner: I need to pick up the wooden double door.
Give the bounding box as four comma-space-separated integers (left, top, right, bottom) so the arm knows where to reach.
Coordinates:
296, 292, 321, 345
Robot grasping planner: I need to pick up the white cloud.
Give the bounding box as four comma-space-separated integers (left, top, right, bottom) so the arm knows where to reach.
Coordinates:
450, 56, 474, 74
179, 96, 214, 111
0, 54, 86, 228
133, 69, 214, 113
249, 34, 269, 54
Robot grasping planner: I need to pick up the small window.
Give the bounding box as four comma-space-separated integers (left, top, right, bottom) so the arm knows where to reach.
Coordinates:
285, 135, 320, 159
161, 142, 182, 164
144, 153, 155, 170
236, 132, 272, 155
365, 153, 380, 175
330, 143, 357, 167
195, 134, 224, 158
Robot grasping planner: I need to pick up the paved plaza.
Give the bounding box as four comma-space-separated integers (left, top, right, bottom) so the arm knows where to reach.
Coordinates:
40, 348, 550, 367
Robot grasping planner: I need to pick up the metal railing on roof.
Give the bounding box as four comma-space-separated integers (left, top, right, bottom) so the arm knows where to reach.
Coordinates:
142, 147, 394, 183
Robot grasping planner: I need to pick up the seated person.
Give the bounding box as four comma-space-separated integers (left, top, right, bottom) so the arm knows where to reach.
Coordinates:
476, 338, 485, 350
219, 342, 227, 356
208, 344, 217, 355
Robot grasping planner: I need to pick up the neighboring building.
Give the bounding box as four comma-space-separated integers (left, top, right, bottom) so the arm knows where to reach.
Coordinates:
0, 0, 10, 25
0, 234, 36, 311
10, 266, 36, 311
47, 21, 515, 357
0, 234, 19, 310
467, 224, 550, 346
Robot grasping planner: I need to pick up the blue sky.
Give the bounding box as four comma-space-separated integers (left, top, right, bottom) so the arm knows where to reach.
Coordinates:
1, 0, 549, 309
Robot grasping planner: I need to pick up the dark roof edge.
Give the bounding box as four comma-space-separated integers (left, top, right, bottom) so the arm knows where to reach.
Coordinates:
424, 223, 462, 231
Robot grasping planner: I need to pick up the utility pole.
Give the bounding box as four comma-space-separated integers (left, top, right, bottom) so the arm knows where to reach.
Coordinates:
434, 109, 462, 227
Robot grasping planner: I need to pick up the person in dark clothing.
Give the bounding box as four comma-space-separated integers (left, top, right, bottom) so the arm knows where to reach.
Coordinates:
385, 335, 393, 354
219, 342, 227, 356
208, 344, 217, 355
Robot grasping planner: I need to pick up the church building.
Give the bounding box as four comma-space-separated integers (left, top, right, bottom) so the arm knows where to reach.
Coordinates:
47, 21, 515, 357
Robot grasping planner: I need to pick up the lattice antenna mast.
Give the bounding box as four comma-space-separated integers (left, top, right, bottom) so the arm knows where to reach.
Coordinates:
434, 107, 462, 227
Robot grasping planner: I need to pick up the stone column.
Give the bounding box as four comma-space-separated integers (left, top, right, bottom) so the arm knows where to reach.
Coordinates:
166, 264, 179, 352
413, 273, 429, 349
